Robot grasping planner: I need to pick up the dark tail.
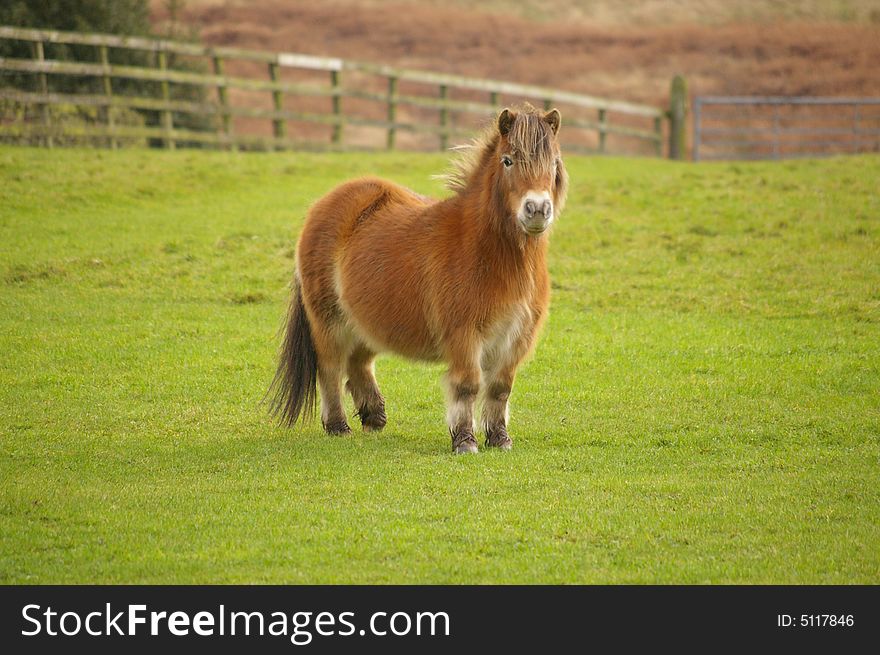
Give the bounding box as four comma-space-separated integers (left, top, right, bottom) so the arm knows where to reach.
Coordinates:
268, 280, 318, 426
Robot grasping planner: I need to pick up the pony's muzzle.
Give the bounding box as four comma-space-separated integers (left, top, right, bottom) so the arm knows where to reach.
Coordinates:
518, 194, 553, 235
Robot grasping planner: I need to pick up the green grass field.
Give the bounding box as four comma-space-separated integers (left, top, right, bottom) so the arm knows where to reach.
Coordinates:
1, 146, 878, 583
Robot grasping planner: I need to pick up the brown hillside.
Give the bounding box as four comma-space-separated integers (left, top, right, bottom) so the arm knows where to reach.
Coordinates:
152, 1, 880, 106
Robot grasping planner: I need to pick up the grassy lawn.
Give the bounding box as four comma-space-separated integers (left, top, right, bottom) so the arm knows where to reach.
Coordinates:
1, 146, 878, 583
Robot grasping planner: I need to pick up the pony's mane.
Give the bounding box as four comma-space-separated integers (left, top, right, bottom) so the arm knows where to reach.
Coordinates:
443, 104, 558, 193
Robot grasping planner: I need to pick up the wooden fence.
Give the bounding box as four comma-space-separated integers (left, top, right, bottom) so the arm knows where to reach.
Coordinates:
0, 25, 686, 157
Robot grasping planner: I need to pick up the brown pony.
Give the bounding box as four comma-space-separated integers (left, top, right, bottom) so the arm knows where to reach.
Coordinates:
269, 104, 568, 453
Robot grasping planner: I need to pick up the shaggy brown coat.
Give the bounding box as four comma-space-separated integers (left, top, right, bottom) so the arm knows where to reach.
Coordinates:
270, 105, 568, 453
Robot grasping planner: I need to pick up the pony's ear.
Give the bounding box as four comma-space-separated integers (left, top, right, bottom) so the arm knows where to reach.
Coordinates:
544, 108, 561, 135
498, 108, 516, 137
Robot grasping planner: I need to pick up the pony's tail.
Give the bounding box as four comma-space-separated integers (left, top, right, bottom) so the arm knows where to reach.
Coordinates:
268, 279, 318, 426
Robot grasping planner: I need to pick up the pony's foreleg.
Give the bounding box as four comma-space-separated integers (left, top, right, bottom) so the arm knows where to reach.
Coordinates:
346, 345, 386, 431
445, 340, 481, 454
481, 369, 515, 451
481, 331, 537, 450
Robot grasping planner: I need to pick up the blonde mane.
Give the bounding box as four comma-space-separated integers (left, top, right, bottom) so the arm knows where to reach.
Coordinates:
443, 103, 559, 193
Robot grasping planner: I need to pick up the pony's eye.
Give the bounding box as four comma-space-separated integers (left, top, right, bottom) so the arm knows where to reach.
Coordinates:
501, 155, 513, 168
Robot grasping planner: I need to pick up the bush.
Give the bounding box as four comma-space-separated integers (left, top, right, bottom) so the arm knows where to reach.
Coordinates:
0, 1, 152, 95
0, 1, 213, 145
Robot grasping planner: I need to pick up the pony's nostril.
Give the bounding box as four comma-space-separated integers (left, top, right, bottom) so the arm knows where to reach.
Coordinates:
524, 200, 536, 217
542, 200, 553, 218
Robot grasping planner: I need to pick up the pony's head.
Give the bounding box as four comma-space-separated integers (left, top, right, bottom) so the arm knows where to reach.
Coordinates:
491, 105, 568, 237
445, 104, 569, 238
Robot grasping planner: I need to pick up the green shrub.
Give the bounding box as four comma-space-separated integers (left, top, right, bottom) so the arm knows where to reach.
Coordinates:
0, 1, 212, 145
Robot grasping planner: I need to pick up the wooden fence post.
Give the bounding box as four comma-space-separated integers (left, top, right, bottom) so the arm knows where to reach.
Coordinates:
157, 49, 175, 149
99, 45, 116, 149
330, 70, 342, 146
268, 61, 285, 147
853, 104, 861, 152
772, 105, 780, 160
598, 108, 607, 153
654, 116, 662, 157
668, 74, 686, 160
212, 55, 234, 150
30, 41, 52, 148
386, 76, 397, 150
438, 84, 449, 151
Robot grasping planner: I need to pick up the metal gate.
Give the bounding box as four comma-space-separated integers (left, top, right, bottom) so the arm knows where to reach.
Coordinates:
693, 96, 880, 161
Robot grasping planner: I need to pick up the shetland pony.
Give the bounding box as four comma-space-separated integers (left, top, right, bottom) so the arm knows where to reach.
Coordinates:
270, 105, 568, 453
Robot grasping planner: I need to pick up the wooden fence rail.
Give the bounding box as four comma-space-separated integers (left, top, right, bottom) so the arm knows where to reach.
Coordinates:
0, 25, 685, 157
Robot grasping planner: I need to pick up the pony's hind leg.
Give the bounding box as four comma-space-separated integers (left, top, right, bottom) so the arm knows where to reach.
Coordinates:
345, 344, 386, 431
312, 326, 352, 435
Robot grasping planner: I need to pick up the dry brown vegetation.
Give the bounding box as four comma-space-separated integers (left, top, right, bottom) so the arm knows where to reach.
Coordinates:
147, 1, 880, 151
160, 0, 880, 26
152, 1, 880, 103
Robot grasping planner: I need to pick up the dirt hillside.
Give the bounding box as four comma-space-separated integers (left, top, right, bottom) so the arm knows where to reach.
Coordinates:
152, 1, 880, 107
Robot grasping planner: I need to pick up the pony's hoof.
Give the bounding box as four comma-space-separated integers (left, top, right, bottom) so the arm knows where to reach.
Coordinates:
452, 430, 479, 454
485, 427, 513, 451
324, 420, 352, 435
358, 406, 387, 432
